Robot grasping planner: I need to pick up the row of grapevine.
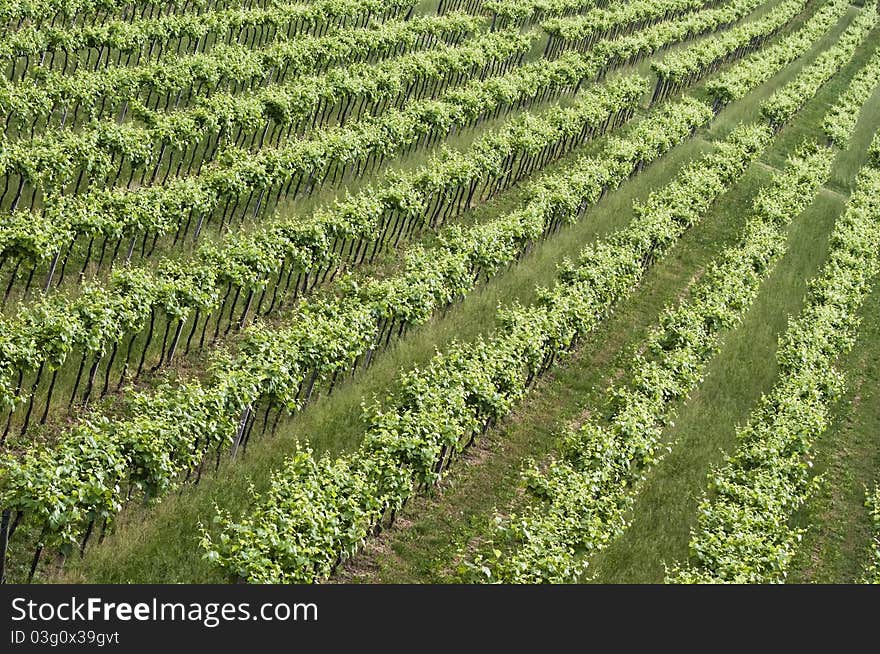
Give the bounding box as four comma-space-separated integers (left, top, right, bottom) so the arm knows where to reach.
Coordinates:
0, 44, 594, 299
472, 139, 834, 583
0, 12, 482, 136
198, 0, 877, 581
542, 0, 717, 59
761, 5, 878, 129
650, 0, 809, 102
0, 98, 714, 582
669, 162, 880, 583
0, 0, 810, 407
705, 0, 850, 107
543, 0, 762, 68
824, 45, 880, 147
0, 0, 835, 583
0, 0, 806, 449
278, 74, 645, 264
0, 1, 280, 31
471, 2, 877, 580
0, 74, 648, 441
1, 0, 417, 79
200, 102, 771, 584
484, 0, 607, 30
4, 0, 758, 196
864, 485, 880, 583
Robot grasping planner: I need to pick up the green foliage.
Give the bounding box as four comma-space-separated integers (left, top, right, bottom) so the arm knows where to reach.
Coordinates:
542, 0, 709, 43
869, 131, 880, 168
486, 0, 606, 27
0, 1, 418, 62
590, 0, 766, 71
0, 73, 647, 426
0, 31, 553, 263
0, 11, 482, 136
0, 95, 712, 579
4, 0, 877, 587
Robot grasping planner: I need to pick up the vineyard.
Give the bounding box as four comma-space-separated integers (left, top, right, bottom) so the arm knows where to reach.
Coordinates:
0, 0, 878, 585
